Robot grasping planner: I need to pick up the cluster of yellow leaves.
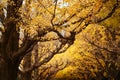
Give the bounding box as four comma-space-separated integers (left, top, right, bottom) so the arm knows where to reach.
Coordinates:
18, 0, 120, 79
55, 22, 120, 79
100, 2, 120, 28
0, 0, 7, 9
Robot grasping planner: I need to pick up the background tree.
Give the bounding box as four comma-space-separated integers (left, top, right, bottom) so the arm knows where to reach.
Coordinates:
76, 24, 120, 80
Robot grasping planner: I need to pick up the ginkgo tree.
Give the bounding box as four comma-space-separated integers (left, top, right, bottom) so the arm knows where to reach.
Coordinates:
0, 0, 119, 80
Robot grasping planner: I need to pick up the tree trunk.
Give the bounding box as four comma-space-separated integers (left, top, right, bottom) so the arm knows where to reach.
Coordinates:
0, 15, 20, 80
0, 1, 25, 80
33, 44, 39, 80
21, 53, 32, 80
0, 57, 19, 80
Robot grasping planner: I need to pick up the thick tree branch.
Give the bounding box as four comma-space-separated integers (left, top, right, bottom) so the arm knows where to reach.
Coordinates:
13, 38, 37, 59
19, 38, 70, 73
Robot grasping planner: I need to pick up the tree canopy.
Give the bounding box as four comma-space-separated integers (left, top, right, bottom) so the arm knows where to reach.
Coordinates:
0, 0, 120, 80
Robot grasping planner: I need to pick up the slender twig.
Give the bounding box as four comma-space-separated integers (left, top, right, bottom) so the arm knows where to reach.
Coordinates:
51, 0, 58, 26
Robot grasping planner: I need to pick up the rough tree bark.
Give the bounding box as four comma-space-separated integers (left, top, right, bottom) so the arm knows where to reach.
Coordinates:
0, 19, 20, 80
0, 0, 23, 80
